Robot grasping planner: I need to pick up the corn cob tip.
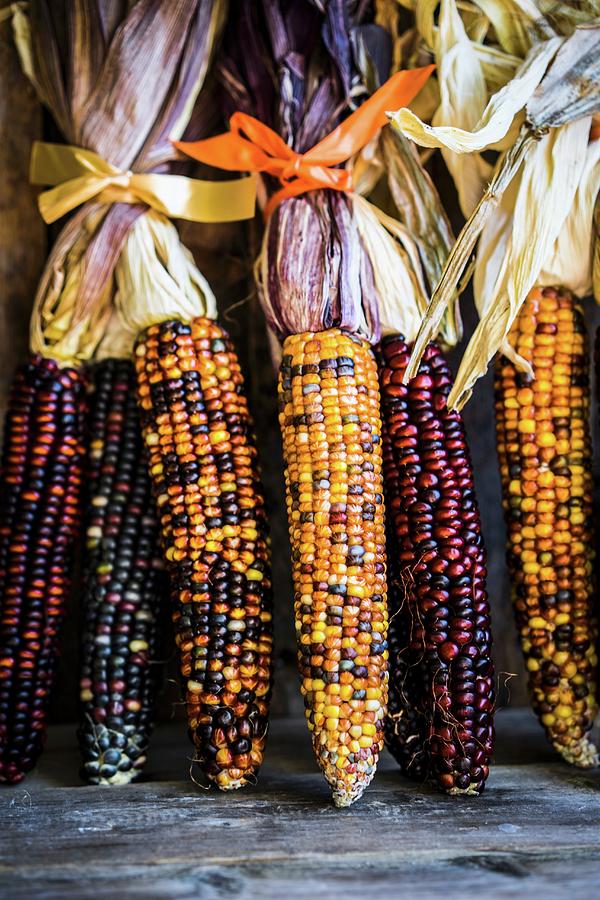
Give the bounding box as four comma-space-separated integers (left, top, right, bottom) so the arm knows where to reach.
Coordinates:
212, 775, 249, 791
320, 733, 381, 808
553, 736, 599, 770
79, 722, 150, 785
330, 776, 371, 808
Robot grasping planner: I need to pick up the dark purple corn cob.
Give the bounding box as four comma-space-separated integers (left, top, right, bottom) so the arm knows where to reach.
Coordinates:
378, 336, 494, 795
78, 359, 167, 785
0, 355, 86, 783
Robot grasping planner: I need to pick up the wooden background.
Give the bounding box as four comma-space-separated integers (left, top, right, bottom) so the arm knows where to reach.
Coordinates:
2, 20, 600, 721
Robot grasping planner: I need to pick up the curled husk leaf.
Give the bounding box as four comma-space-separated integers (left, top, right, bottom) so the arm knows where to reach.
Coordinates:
450, 116, 591, 406
390, 22, 600, 406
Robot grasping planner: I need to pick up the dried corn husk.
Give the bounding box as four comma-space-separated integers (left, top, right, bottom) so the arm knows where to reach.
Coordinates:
12, 0, 225, 365
111, 211, 216, 351
390, 35, 561, 155
390, 22, 600, 406
431, 0, 492, 217
457, 116, 591, 389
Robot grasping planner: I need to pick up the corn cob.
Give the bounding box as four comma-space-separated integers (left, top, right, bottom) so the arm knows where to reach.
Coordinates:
0, 355, 86, 783
495, 286, 598, 767
78, 359, 166, 785
379, 336, 494, 795
278, 329, 388, 807
134, 316, 272, 790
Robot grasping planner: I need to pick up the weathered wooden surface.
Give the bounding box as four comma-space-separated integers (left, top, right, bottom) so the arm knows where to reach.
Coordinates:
1, 709, 599, 899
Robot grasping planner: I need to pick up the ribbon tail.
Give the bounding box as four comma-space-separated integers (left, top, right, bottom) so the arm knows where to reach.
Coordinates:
304, 65, 436, 166
173, 132, 275, 173
37, 174, 113, 223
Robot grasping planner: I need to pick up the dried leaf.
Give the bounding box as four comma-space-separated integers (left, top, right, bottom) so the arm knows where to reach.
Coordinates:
351, 194, 427, 343
432, 0, 492, 216
538, 135, 600, 296
389, 35, 562, 153
114, 210, 216, 338
380, 128, 461, 345
13, 0, 225, 362
473, 0, 549, 56
448, 117, 591, 408
527, 24, 600, 128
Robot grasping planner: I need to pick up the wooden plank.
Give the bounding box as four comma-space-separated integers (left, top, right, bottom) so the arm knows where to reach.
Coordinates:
1, 710, 599, 898
0, 15, 45, 421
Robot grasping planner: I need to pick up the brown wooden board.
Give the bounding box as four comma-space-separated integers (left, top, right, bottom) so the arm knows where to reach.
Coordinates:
1, 709, 599, 899
0, 18, 45, 422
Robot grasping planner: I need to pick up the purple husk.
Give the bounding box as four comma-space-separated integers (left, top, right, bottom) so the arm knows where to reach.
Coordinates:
25, 0, 222, 327
219, 0, 391, 342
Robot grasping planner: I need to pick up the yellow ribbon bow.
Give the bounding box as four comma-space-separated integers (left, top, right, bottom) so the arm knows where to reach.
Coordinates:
29, 141, 257, 224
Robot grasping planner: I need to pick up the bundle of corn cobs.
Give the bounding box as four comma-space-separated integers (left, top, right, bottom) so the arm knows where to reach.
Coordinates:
0, 0, 599, 809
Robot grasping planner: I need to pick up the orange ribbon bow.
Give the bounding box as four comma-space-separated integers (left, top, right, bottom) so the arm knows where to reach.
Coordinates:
175, 66, 434, 219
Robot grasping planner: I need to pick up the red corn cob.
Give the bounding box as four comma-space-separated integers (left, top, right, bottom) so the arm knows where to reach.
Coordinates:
378, 336, 494, 795
0, 355, 87, 783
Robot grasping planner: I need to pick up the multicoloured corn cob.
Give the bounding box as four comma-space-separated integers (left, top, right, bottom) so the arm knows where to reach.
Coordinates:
495, 286, 598, 767
278, 329, 388, 807
134, 316, 273, 790
0, 355, 86, 783
379, 336, 494, 795
78, 359, 167, 785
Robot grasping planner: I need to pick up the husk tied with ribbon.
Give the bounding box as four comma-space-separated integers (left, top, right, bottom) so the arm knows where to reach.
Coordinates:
388, 3, 600, 408
178, 0, 436, 348
14, 0, 229, 367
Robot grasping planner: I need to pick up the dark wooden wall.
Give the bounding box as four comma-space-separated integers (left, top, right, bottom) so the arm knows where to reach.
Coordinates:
3, 19, 600, 720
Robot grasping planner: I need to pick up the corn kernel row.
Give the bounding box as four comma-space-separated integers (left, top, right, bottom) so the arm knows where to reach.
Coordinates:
379, 337, 494, 795
135, 317, 273, 789
278, 329, 388, 807
495, 286, 598, 767
0, 356, 86, 783
78, 359, 167, 785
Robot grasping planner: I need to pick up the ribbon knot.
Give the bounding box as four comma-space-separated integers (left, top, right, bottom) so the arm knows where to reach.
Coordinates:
175, 66, 434, 218
29, 142, 258, 225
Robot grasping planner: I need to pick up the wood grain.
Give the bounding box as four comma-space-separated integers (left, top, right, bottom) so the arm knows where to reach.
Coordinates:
0, 18, 45, 422
1, 710, 599, 899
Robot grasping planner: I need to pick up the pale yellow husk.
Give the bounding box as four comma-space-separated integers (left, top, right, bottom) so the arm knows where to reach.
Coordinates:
29, 207, 113, 366
389, 34, 562, 155
448, 116, 592, 407
113, 210, 217, 344
387, 2, 600, 408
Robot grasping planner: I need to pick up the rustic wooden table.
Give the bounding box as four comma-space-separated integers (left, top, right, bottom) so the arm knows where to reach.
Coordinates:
2, 708, 599, 899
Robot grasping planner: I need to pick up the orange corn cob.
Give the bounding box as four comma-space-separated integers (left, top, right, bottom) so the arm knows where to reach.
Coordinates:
494, 286, 598, 767
135, 316, 273, 789
278, 328, 388, 807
